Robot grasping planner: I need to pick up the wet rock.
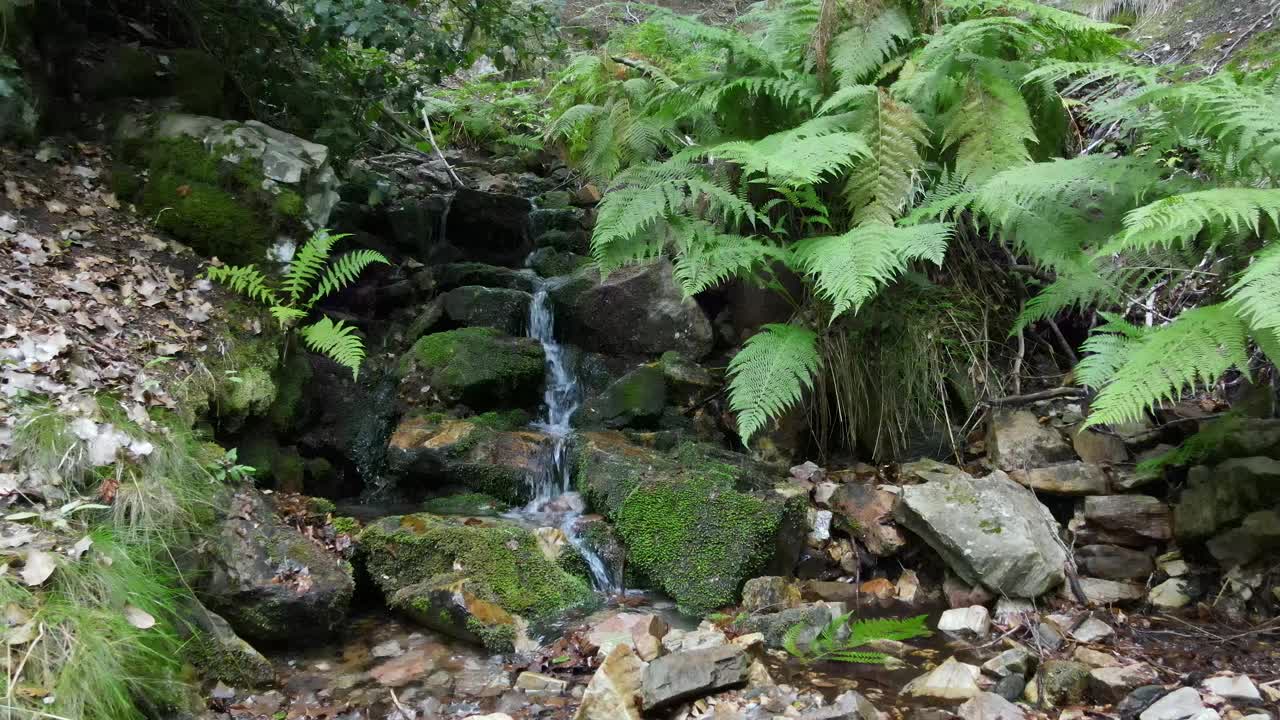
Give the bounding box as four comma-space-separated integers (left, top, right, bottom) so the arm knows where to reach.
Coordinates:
202, 490, 353, 645
1074, 429, 1130, 465
641, 645, 748, 711
810, 509, 834, 543
994, 676, 1027, 703
993, 598, 1036, 627
528, 247, 589, 278
1072, 577, 1146, 605
436, 262, 536, 293
663, 621, 729, 653
830, 483, 906, 556
575, 644, 645, 720
894, 462, 1067, 598
982, 648, 1036, 679
385, 416, 550, 504
575, 365, 667, 430
897, 570, 924, 605
861, 577, 897, 605
1157, 552, 1189, 577
1148, 579, 1193, 609
1140, 687, 1206, 720
938, 606, 991, 641
1091, 664, 1160, 704
959, 692, 1026, 720
1206, 510, 1280, 567
1078, 545, 1155, 581
742, 576, 802, 614
370, 639, 403, 658
792, 461, 826, 483
516, 672, 569, 694
575, 432, 806, 613
1071, 617, 1114, 643
1118, 686, 1173, 719
1025, 660, 1091, 707
1201, 675, 1261, 704
904, 657, 983, 700
1081, 495, 1172, 547
1010, 462, 1109, 495
441, 286, 532, 335
456, 657, 514, 697
444, 188, 533, 266
399, 327, 545, 412
737, 603, 838, 650
658, 351, 716, 406
361, 514, 594, 651
184, 604, 275, 688
945, 575, 997, 609
585, 612, 669, 662
1175, 458, 1280, 541
1033, 621, 1066, 652
988, 410, 1075, 471
800, 580, 860, 604
550, 260, 714, 359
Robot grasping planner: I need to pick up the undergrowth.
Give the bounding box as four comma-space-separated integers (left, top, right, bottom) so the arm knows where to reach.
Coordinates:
783, 612, 930, 665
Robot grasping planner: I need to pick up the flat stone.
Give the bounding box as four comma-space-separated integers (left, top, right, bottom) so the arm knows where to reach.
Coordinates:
1090, 664, 1160, 704
1118, 687, 1174, 720
1010, 462, 1109, 495
1071, 577, 1146, 605
370, 639, 403, 659
1078, 544, 1156, 581
574, 644, 644, 720
516, 672, 568, 694
1074, 429, 1130, 465
799, 690, 880, 720
1140, 687, 1206, 720
904, 657, 983, 700
958, 692, 1027, 720
982, 648, 1035, 679
1201, 675, 1261, 704
1073, 647, 1119, 668
938, 606, 991, 641
742, 576, 802, 614
1157, 552, 1189, 577
1175, 458, 1280, 540
1207, 510, 1280, 567
640, 645, 748, 711
814, 482, 840, 507
1082, 495, 1172, 547
988, 410, 1076, 470
1149, 579, 1193, 609
1071, 617, 1115, 643
831, 482, 906, 556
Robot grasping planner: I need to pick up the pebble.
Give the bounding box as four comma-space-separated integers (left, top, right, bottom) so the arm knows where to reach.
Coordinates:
1071, 616, 1115, 643
938, 606, 991, 641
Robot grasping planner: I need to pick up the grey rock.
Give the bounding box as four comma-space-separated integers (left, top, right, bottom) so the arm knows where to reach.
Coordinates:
741, 576, 802, 614
1140, 687, 1205, 720
737, 603, 838, 650
994, 676, 1027, 703
1201, 675, 1261, 704
982, 648, 1036, 679
831, 482, 906, 556
1175, 458, 1280, 540
1071, 617, 1115, 643
1010, 462, 1109, 495
1148, 579, 1193, 609
988, 410, 1076, 471
442, 286, 532, 335
1082, 495, 1172, 547
993, 598, 1036, 627
436, 262, 536, 293
575, 365, 667, 430
938, 606, 991, 641
1025, 660, 1091, 707
640, 645, 748, 711
1078, 545, 1156, 581
1033, 621, 1066, 652
1071, 577, 1146, 605
1118, 687, 1174, 720
1074, 429, 1130, 465
958, 692, 1026, 720
894, 464, 1066, 598
1090, 664, 1160, 704
1206, 510, 1280, 567
799, 690, 880, 720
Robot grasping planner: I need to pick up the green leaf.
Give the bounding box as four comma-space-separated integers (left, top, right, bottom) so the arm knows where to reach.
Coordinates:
727, 324, 821, 445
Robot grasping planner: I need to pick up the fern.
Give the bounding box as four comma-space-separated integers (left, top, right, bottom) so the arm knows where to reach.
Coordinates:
1082, 305, 1250, 427
311, 250, 391, 305
282, 229, 343, 304
784, 612, 930, 665
671, 220, 779, 295
794, 223, 952, 322
203, 265, 279, 306
1230, 243, 1280, 335
727, 324, 822, 445
300, 317, 368, 380
943, 64, 1038, 183
830, 5, 914, 88
1103, 189, 1280, 254
716, 127, 871, 187
845, 89, 928, 225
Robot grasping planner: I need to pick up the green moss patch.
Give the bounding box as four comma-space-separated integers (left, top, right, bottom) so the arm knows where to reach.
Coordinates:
399, 327, 545, 411
422, 493, 509, 516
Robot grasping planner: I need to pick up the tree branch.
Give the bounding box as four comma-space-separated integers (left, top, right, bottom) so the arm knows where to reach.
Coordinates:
985, 387, 1088, 406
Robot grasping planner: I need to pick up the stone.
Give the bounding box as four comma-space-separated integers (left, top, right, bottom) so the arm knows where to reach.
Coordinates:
1078, 545, 1156, 581
802, 580, 862, 604
982, 648, 1035, 679
444, 188, 534, 266
1207, 510, 1280, 567
658, 351, 716, 406
1025, 661, 1091, 707
897, 570, 924, 605
1010, 462, 1110, 495
1073, 647, 1119, 668
641, 645, 748, 711
938, 606, 992, 641
1082, 495, 1172, 547
1119, 687, 1173, 719
184, 604, 275, 688
995, 676, 1027, 703
574, 644, 645, 720
1157, 552, 1189, 578
945, 575, 996, 609
861, 577, 897, 605
800, 691, 880, 720
585, 612, 669, 662
466, 715, 514, 720
814, 482, 840, 507
810, 510, 834, 543
1072, 577, 1146, 605
737, 603, 839, 650
904, 657, 983, 700
398, 327, 545, 412
516, 672, 569, 694
958, 692, 1026, 720
894, 463, 1067, 598
202, 490, 353, 645
830, 482, 906, 556
742, 576, 802, 614
988, 410, 1076, 471
441, 286, 532, 335
1148, 579, 1193, 609
436, 262, 537, 293
1090, 664, 1160, 704
371, 639, 403, 658
1201, 676, 1261, 704
550, 260, 714, 359
1175, 458, 1280, 540
669, 621, 729, 652
575, 365, 668, 430
1074, 429, 1130, 465
1071, 617, 1114, 643
993, 598, 1036, 627
529, 247, 590, 278
1140, 688, 1206, 720
385, 416, 550, 505
1034, 621, 1066, 652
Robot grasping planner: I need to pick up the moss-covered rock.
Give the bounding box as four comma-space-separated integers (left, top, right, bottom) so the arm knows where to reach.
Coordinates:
360, 513, 595, 650
529, 247, 590, 278
0, 55, 39, 143
442, 286, 532, 335
399, 327, 545, 412
384, 415, 550, 504
184, 606, 275, 688
575, 433, 806, 613
576, 365, 667, 430
422, 493, 509, 516
437, 263, 536, 293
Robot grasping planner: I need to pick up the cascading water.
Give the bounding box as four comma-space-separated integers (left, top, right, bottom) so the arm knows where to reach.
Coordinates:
518, 277, 619, 594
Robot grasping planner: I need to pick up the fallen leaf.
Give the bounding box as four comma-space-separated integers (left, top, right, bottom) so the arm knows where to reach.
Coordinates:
4, 621, 36, 646
21, 550, 56, 587
45, 200, 68, 214
67, 535, 93, 560
123, 605, 156, 629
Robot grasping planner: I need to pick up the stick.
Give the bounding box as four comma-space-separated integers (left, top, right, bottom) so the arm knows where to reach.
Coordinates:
419, 110, 464, 189
985, 387, 1088, 405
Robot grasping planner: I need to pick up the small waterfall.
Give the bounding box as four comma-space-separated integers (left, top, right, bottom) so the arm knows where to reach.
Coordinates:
519, 278, 618, 593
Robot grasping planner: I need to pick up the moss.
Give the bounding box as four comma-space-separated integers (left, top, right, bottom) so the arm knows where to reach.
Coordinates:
1229, 28, 1280, 71
446, 463, 528, 506
470, 409, 532, 432
469, 617, 517, 652
578, 365, 666, 429
422, 493, 509, 516
306, 497, 337, 515
331, 516, 360, 535
142, 173, 272, 263
173, 49, 226, 116
109, 162, 145, 201
401, 328, 545, 410
268, 351, 312, 434
184, 628, 274, 688
273, 189, 306, 219
221, 365, 278, 420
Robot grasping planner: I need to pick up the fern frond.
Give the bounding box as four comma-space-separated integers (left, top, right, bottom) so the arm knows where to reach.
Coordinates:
727, 323, 821, 445
671, 220, 779, 295
846, 614, 931, 645
793, 223, 953, 321
782, 622, 806, 658
717, 129, 870, 186
269, 306, 308, 327
308, 250, 391, 308
943, 65, 1038, 183
830, 5, 913, 87
1229, 243, 1280, 334
300, 316, 368, 380
1083, 305, 1249, 427
1103, 189, 1280, 254
204, 265, 279, 307
283, 229, 346, 304
817, 84, 878, 117
826, 650, 892, 664
845, 90, 928, 225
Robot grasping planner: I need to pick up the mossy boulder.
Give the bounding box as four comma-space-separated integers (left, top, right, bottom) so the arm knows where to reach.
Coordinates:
659, 351, 717, 407
422, 493, 509, 516
184, 605, 275, 688
529, 247, 590, 278
359, 513, 596, 650
202, 490, 354, 645
437, 263, 536, 293
576, 365, 667, 430
384, 415, 549, 504
575, 433, 806, 614
399, 327, 545, 412
442, 286, 532, 335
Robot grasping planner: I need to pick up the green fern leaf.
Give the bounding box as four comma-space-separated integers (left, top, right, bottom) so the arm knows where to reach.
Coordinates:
284, 229, 347, 304
782, 622, 807, 659
1104, 189, 1280, 254
943, 65, 1038, 183
845, 90, 928, 225
717, 129, 870, 187
204, 265, 279, 307
308, 249, 391, 308
727, 324, 821, 445
846, 614, 932, 645
793, 223, 952, 322
269, 306, 308, 327
1229, 243, 1280, 334
830, 6, 913, 87
671, 220, 779, 295
300, 316, 368, 380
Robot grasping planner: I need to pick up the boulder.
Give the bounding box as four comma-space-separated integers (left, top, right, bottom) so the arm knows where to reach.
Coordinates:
385, 415, 548, 504
202, 490, 353, 644
1071, 617, 1114, 643
444, 188, 533, 266
1175, 458, 1280, 540
360, 513, 594, 650
550, 260, 714, 359
982, 648, 1036, 679
1140, 688, 1205, 720
1009, 462, 1109, 495
184, 605, 276, 688
987, 410, 1075, 471
441, 286, 531, 335
938, 606, 991, 641
736, 603, 839, 650
1025, 660, 1091, 707
398, 327, 545, 412
742, 576, 803, 614
1077, 545, 1155, 581
641, 645, 748, 711
659, 351, 717, 406
830, 482, 906, 556
575, 433, 806, 613
574, 644, 645, 720
1206, 509, 1280, 567
1074, 429, 1130, 465
904, 657, 983, 700
529, 247, 590, 278
1201, 675, 1261, 704
1081, 495, 1172, 547
575, 365, 667, 430
894, 462, 1067, 598
437, 262, 537, 293
958, 692, 1026, 720
1091, 664, 1160, 704
585, 612, 669, 662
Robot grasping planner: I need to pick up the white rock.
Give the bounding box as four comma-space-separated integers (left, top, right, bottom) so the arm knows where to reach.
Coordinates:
1149, 579, 1193, 609
1202, 675, 1261, 704
516, 671, 568, 693
1140, 687, 1207, 720
958, 691, 1027, 720
1157, 551, 1189, 578
904, 656, 983, 700
1070, 617, 1114, 643
993, 597, 1036, 627
574, 645, 645, 720
814, 482, 840, 507
809, 510, 833, 543
938, 605, 991, 641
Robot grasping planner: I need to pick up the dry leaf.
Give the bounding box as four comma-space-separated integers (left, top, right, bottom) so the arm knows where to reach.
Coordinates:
21, 550, 56, 587
68, 535, 93, 560
124, 605, 156, 629
45, 200, 68, 214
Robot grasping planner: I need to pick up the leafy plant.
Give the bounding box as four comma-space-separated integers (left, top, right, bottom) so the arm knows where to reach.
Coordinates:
421, 78, 547, 153
783, 612, 930, 665
205, 228, 388, 379
208, 447, 256, 484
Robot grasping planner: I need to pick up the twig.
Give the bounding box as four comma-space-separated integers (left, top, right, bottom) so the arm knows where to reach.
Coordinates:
1012, 328, 1025, 397
1045, 318, 1079, 367
419, 109, 464, 189
986, 387, 1088, 405
389, 688, 414, 719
